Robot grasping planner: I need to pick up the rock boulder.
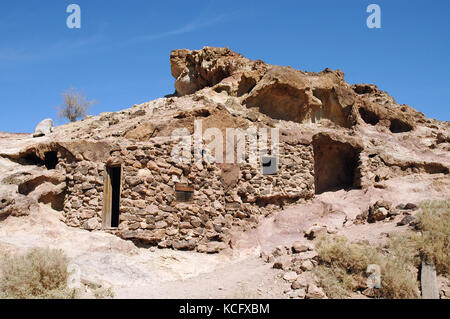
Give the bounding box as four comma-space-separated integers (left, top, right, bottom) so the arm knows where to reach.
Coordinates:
33, 119, 53, 138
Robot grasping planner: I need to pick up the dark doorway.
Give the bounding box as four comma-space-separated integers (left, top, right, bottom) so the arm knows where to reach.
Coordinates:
312, 134, 362, 194
109, 166, 121, 227
103, 166, 121, 228
44, 151, 58, 170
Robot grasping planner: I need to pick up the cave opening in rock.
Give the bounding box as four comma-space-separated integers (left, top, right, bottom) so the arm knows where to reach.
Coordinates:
19, 152, 44, 166
44, 151, 58, 170
313, 136, 361, 194
103, 165, 122, 228
359, 107, 380, 125
390, 119, 413, 133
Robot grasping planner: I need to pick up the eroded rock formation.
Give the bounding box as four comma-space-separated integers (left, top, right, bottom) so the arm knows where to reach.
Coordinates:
169, 47, 425, 131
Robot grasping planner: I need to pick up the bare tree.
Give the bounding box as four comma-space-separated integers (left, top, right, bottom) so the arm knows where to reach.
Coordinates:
58, 88, 95, 122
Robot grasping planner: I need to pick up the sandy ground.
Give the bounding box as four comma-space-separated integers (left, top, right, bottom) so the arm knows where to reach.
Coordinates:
0, 204, 290, 299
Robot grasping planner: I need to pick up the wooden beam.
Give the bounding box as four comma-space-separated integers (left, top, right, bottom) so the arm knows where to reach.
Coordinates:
175, 183, 194, 193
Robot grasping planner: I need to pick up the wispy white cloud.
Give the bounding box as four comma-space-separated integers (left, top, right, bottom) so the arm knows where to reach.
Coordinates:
0, 13, 229, 64
0, 34, 105, 63
126, 14, 229, 44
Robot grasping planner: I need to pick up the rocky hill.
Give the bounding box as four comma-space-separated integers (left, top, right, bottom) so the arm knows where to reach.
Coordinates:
0, 47, 448, 299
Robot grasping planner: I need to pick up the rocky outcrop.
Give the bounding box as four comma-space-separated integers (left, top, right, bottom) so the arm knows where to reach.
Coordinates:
352, 84, 421, 133
170, 47, 266, 97
33, 119, 53, 138
244, 67, 356, 128
261, 243, 327, 299
169, 47, 427, 135
0, 190, 38, 218
367, 200, 393, 223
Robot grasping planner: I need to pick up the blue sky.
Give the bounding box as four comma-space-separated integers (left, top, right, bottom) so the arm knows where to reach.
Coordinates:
0, 0, 449, 133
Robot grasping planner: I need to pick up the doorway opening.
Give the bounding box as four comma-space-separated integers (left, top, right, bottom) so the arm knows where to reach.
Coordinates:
313, 134, 362, 194
44, 151, 58, 170
103, 165, 122, 228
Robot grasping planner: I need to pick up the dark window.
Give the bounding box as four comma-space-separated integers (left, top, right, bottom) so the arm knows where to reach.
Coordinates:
175, 183, 194, 202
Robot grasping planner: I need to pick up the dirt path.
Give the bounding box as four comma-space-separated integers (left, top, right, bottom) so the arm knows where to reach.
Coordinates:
115, 256, 288, 299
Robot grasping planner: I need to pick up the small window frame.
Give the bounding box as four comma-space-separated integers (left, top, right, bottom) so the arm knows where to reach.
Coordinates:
261, 156, 278, 175
175, 183, 194, 203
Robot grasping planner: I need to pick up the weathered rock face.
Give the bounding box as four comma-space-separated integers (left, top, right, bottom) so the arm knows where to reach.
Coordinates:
17, 170, 67, 211
170, 47, 423, 132
244, 67, 356, 128
352, 84, 419, 133
170, 47, 266, 97
0, 191, 38, 218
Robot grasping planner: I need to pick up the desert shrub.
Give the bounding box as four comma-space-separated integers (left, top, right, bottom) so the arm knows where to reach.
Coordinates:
315, 234, 419, 299
0, 248, 77, 299
414, 200, 450, 274
314, 200, 450, 299
315, 236, 375, 273
315, 265, 355, 299
380, 233, 420, 299
58, 88, 95, 122
380, 258, 419, 299
315, 236, 382, 298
